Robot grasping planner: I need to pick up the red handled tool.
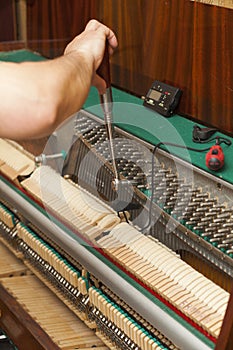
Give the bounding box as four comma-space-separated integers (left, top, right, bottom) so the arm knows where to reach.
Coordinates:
206, 143, 224, 171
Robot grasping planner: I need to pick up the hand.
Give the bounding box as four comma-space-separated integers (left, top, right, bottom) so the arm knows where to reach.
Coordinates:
64, 19, 118, 93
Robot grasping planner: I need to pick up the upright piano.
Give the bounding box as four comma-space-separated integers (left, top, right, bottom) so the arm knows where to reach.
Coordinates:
0, 50, 233, 350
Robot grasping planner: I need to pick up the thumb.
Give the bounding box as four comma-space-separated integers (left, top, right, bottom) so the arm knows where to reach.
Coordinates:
92, 74, 107, 95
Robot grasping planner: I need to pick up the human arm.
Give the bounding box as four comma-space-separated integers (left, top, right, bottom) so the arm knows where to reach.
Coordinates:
0, 19, 117, 140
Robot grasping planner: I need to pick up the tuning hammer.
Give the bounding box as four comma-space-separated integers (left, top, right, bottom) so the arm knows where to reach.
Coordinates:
97, 42, 119, 188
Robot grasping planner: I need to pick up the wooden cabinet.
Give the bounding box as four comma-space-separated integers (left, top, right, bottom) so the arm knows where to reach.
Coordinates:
0, 0, 16, 41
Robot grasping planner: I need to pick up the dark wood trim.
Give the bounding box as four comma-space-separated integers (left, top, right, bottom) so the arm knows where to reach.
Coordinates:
215, 285, 233, 350
0, 283, 60, 350
0, 0, 17, 41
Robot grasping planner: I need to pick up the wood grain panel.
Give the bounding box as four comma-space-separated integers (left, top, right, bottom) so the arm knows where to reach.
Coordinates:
191, 1, 233, 133
87, 0, 145, 97
26, 0, 96, 57
0, 41, 25, 51
85, 0, 233, 134
0, 0, 16, 41
24, 0, 233, 133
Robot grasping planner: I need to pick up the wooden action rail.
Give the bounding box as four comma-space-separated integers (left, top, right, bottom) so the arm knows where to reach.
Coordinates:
0, 244, 60, 350
0, 283, 61, 350
0, 242, 108, 350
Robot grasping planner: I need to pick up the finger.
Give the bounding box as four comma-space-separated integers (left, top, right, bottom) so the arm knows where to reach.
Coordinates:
85, 19, 118, 50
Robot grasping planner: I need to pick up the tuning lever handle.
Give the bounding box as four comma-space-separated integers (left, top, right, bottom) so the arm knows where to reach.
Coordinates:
97, 41, 111, 88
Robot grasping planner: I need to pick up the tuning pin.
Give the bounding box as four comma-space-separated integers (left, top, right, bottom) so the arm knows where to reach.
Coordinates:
34, 150, 66, 165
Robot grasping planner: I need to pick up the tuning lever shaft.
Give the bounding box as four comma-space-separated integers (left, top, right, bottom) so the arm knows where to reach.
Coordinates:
97, 42, 118, 185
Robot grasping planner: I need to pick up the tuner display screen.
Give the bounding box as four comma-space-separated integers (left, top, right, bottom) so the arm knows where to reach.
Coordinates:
148, 89, 162, 101
143, 80, 182, 117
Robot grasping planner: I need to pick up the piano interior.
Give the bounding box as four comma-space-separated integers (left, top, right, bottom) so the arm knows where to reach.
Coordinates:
0, 101, 233, 350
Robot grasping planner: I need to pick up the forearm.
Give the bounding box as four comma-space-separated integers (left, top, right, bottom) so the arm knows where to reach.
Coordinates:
0, 19, 117, 141
49, 51, 94, 122
0, 52, 93, 140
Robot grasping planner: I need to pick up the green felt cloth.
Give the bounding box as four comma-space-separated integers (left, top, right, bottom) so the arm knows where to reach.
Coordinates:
0, 49, 46, 62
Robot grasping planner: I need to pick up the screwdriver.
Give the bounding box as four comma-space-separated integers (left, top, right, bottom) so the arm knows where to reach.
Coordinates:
97, 42, 119, 188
